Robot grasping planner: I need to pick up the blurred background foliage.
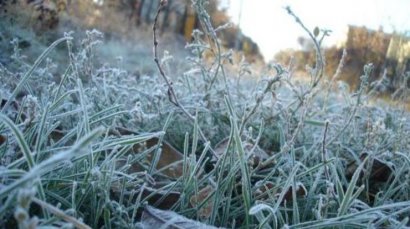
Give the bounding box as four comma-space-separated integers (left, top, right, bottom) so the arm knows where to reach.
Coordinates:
275, 26, 410, 93
0, 0, 263, 65
1, 0, 409, 96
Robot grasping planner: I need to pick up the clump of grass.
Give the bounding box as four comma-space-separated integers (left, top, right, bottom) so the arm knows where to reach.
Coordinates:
1, 0, 410, 228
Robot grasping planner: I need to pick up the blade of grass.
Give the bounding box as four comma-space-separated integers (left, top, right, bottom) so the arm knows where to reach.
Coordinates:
225, 96, 252, 226
0, 127, 104, 199
337, 157, 368, 216
32, 197, 92, 229
1, 36, 72, 113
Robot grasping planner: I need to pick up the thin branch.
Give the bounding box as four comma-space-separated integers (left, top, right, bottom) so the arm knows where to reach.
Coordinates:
153, 0, 178, 106
285, 6, 324, 88
152, 0, 217, 157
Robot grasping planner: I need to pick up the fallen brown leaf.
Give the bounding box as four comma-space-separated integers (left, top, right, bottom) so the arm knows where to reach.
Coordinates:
0, 134, 6, 146
110, 182, 180, 211
255, 181, 306, 204
1, 98, 26, 120
345, 153, 394, 203
281, 184, 307, 204
346, 153, 394, 183
189, 185, 214, 220
142, 186, 181, 210
213, 137, 269, 162
112, 127, 184, 179
144, 137, 183, 178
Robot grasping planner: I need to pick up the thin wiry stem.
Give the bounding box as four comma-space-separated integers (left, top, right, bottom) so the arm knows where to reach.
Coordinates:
152, 0, 217, 157
285, 6, 324, 88
327, 64, 372, 146
322, 120, 330, 182
239, 73, 283, 134
153, 0, 178, 106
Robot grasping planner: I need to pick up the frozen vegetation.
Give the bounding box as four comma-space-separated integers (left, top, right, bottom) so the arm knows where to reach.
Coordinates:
1, 1, 410, 228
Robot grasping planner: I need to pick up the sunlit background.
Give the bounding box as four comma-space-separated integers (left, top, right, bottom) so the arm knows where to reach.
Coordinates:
221, 0, 410, 60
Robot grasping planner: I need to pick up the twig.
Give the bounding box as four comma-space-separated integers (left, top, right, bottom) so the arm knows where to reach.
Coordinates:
153, 0, 178, 106
152, 0, 195, 121
285, 6, 324, 88
152, 1, 217, 157
283, 6, 327, 116
191, 1, 234, 114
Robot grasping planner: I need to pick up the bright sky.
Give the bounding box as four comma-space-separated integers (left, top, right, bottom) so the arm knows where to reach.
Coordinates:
223, 0, 410, 61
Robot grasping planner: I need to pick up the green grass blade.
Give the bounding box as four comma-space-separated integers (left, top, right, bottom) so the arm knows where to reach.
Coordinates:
1, 36, 71, 113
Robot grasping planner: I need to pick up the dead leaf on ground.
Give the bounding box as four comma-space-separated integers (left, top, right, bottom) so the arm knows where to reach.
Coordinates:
144, 137, 183, 178
140, 205, 222, 229
111, 182, 181, 211
255, 181, 307, 204
112, 126, 184, 179
213, 137, 269, 164
109, 127, 185, 210
254, 181, 275, 200
346, 153, 394, 183
49, 127, 66, 143
281, 183, 307, 204
1, 98, 26, 120
142, 185, 181, 210
189, 185, 215, 220
0, 134, 6, 146
345, 153, 394, 202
